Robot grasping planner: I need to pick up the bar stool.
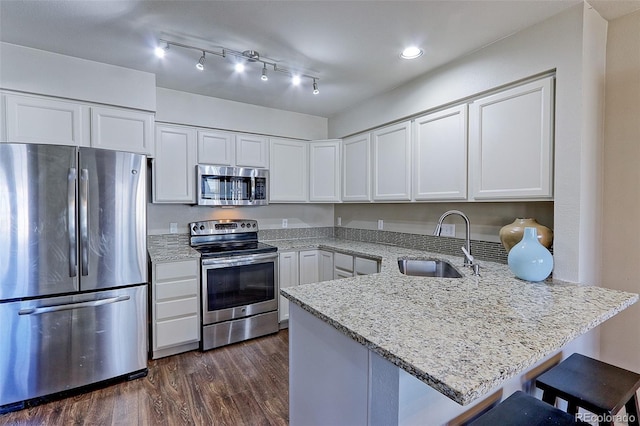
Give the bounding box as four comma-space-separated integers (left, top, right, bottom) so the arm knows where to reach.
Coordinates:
468, 391, 589, 426
535, 353, 640, 426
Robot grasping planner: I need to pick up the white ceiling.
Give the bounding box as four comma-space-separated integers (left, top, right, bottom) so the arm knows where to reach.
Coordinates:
1, 1, 638, 118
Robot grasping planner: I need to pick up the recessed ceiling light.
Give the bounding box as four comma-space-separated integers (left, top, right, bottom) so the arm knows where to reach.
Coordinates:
400, 46, 423, 59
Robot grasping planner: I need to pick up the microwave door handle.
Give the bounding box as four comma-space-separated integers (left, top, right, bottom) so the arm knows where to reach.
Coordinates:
67, 168, 77, 277
79, 168, 89, 276
250, 177, 255, 203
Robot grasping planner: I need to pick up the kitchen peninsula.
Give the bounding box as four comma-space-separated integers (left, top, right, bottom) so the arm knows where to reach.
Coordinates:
277, 239, 639, 425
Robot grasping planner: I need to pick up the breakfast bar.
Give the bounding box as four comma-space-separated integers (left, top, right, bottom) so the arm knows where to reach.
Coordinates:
277, 239, 639, 425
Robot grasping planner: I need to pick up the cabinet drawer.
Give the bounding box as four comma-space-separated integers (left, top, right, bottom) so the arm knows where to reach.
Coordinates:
156, 315, 199, 349
156, 259, 198, 281
355, 257, 379, 275
334, 269, 354, 280
156, 296, 198, 321
156, 278, 198, 301
334, 253, 354, 272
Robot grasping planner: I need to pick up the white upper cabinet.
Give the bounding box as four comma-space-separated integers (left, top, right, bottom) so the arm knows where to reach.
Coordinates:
197, 130, 235, 165
269, 138, 308, 202
236, 133, 269, 168
309, 139, 341, 202
3, 93, 89, 146
373, 121, 412, 201
91, 106, 154, 156
413, 105, 468, 200
342, 133, 372, 202
469, 77, 554, 200
153, 124, 197, 203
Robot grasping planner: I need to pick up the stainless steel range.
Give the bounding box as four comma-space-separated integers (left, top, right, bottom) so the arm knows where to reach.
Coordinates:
190, 219, 279, 350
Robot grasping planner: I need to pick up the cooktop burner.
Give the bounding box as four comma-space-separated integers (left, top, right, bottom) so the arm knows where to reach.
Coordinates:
189, 219, 277, 258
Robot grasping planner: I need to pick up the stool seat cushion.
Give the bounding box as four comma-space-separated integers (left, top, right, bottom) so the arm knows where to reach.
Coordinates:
536, 353, 640, 415
469, 391, 588, 426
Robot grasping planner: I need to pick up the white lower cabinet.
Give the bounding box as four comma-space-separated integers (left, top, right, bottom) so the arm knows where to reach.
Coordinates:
299, 250, 320, 284
278, 251, 300, 324
319, 250, 334, 282
334, 252, 354, 279
355, 257, 379, 275
151, 259, 200, 359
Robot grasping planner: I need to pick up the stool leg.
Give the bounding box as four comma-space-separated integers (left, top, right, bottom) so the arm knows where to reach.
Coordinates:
566, 400, 578, 415
541, 390, 557, 407
626, 394, 639, 426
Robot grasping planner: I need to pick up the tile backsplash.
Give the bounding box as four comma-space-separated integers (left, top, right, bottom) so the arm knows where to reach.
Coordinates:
259, 226, 509, 264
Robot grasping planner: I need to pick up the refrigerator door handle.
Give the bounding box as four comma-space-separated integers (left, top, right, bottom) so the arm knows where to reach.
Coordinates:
68, 167, 77, 277
17, 295, 130, 316
79, 168, 89, 276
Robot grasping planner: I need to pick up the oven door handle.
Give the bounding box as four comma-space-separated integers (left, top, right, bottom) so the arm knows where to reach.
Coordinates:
201, 252, 278, 267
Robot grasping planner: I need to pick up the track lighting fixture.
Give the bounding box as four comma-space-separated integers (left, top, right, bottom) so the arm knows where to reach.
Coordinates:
196, 51, 205, 71
154, 42, 169, 58
154, 38, 320, 95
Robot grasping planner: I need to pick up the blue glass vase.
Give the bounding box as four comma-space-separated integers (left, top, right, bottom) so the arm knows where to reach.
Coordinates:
507, 227, 553, 282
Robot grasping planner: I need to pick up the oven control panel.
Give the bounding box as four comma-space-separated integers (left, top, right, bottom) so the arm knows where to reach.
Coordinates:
189, 219, 258, 235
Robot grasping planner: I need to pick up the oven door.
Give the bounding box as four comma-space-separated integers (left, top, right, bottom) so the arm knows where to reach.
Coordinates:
201, 252, 278, 325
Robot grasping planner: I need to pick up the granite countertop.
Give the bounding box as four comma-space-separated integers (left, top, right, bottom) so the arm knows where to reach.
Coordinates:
147, 234, 200, 263
275, 238, 639, 405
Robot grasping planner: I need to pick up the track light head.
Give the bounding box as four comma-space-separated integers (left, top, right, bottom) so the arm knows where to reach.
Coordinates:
261, 64, 268, 81
235, 62, 245, 73
291, 75, 301, 86
196, 51, 205, 71
312, 79, 319, 95
154, 42, 168, 58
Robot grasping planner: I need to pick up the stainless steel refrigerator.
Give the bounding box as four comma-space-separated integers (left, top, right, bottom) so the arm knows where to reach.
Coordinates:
0, 143, 148, 411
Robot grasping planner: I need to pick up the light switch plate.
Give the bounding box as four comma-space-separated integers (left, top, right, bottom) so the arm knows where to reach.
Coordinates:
440, 224, 455, 237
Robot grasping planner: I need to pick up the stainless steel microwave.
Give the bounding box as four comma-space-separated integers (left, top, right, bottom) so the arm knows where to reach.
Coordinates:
197, 165, 269, 206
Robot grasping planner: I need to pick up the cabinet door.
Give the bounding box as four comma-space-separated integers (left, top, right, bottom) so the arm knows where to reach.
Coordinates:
354, 257, 379, 275
236, 134, 269, 168
469, 77, 554, 200
373, 121, 412, 201
299, 250, 320, 285
197, 130, 235, 165
318, 251, 334, 282
309, 139, 341, 202
269, 138, 308, 202
342, 133, 371, 202
4, 93, 88, 146
90, 106, 154, 156
279, 251, 300, 323
334, 252, 354, 279
413, 105, 468, 200
153, 124, 197, 203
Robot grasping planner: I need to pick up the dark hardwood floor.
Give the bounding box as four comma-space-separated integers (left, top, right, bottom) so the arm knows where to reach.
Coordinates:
1, 330, 289, 426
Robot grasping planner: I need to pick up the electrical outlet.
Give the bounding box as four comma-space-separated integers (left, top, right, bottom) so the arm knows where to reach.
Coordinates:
377, 219, 384, 230
169, 222, 178, 234
440, 224, 455, 237
337, 217, 342, 226
282, 218, 288, 228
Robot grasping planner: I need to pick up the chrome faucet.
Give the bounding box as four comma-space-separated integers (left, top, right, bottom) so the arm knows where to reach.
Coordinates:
434, 210, 475, 269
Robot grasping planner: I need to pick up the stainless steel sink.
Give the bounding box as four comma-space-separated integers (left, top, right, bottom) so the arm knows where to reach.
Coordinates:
397, 259, 463, 278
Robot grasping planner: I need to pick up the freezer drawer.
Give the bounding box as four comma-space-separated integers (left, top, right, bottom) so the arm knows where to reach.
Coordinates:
0, 285, 147, 407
